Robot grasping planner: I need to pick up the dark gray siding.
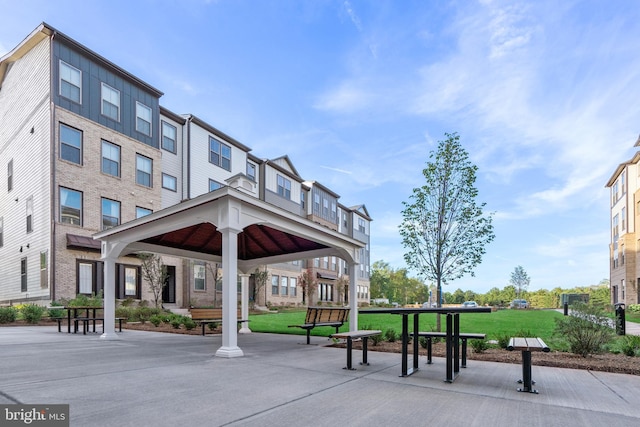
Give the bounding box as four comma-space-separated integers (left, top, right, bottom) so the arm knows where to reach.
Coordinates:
52, 41, 159, 148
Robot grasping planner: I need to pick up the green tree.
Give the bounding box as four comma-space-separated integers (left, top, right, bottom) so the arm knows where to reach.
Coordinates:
370, 260, 393, 301
399, 132, 494, 330
251, 267, 270, 307
510, 265, 530, 299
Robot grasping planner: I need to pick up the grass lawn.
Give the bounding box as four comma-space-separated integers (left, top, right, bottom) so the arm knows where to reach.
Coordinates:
249, 308, 565, 345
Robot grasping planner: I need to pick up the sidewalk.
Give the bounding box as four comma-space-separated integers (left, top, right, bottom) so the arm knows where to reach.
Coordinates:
1, 326, 640, 426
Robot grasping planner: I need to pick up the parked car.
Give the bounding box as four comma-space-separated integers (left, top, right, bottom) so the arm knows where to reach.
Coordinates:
462, 301, 478, 308
510, 299, 528, 309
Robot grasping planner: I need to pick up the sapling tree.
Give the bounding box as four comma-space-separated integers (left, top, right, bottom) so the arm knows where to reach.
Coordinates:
138, 253, 168, 309
399, 132, 494, 330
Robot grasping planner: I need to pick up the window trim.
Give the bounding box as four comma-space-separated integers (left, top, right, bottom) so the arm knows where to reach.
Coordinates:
162, 173, 177, 192
136, 206, 152, 218
277, 174, 291, 200
246, 162, 256, 181
209, 137, 232, 171
59, 123, 83, 165
8, 159, 13, 192
161, 121, 177, 153
101, 140, 121, 178
21, 257, 27, 292
26, 196, 33, 234
100, 82, 120, 121
59, 60, 81, 104
194, 263, 206, 291
101, 197, 121, 231
136, 102, 152, 136
59, 187, 83, 226
136, 154, 153, 187
209, 179, 224, 192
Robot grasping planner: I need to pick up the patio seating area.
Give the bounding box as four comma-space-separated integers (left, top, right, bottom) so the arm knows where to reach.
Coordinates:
1, 326, 640, 426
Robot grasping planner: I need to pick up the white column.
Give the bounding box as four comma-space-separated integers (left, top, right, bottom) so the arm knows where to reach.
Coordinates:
99, 241, 126, 341
239, 273, 251, 334
349, 262, 359, 331
215, 226, 244, 358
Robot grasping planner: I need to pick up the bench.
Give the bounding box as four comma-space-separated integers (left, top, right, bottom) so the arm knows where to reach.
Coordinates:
507, 337, 550, 394
418, 331, 486, 368
288, 306, 350, 344
331, 330, 382, 370
190, 307, 248, 336
55, 317, 125, 334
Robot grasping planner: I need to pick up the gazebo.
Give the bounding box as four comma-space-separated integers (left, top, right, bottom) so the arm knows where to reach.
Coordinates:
93, 183, 365, 357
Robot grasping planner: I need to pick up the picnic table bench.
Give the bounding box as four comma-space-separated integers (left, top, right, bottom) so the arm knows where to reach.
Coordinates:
331, 330, 382, 370
56, 316, 125, 334
56, 306, 125, 334
507, 337, 550, 393
418, 331, 486, 368
288, 306, 350, 344
190, 307, 248, 335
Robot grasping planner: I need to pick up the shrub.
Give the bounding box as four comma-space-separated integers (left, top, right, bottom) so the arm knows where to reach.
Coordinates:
21, 304, 46, 324
183, 318, 196, 330
149, 315, 162, 327
619, 335, 640, 357
207, 322, 218, 331
419, 337, 429, 349
48, 301, 65, 319
170, 317, 182, 329
384, 328, 398, 342
0, 307, 18, 323
494, 333, 511, 349
554, 302, 614, 357
137, 306, 152, 324
470, 339, 489, 353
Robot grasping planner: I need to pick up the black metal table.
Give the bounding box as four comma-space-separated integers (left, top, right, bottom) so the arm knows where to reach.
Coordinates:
359, 307, 491, 382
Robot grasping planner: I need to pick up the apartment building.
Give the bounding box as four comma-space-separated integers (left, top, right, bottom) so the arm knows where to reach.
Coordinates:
606, 139, 640, 306
0, 23, 371, 308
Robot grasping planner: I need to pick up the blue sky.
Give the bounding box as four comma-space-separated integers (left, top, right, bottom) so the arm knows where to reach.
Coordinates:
2, 0, 637, 293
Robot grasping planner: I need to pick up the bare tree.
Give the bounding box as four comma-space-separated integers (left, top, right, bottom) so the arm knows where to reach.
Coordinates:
510, 266, 530, 300
399, 133, 494, 330
335, 275, 349, 305
138, 253, 168, 309
298, 270, 318, 306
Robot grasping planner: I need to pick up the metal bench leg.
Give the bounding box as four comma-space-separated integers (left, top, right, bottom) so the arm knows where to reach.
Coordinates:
461, 338, 467, 368
361, 337, 370, 366
345, 337, 354, 370
426, 337, 433, 364
517, 350, 537, 393
306, 330, 311, 345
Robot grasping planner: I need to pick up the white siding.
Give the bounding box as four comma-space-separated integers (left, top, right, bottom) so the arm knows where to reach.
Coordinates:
187, 122, 247, 198
159, 114, 183, 209
0, 38, 52, 302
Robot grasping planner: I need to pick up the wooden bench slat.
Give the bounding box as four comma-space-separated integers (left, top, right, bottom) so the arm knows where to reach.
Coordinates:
289, 307, 350, 344
331, 330, 381, 340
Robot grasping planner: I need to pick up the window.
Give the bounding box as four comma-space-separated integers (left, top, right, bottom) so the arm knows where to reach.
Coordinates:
209, 138, 231, 171
271, 275, 279, 295
314, 193, 320, 212
60, 124, 82, 164
60, 187, 82, 225
162, 121, 177, 153
277, 175, 291, 199
136, 207, 152, 218
246, 162, 256, 181
136, 155, 152, 187
21, 258, 27, 292
331, 202, 336, 220
101, 83, 120, 121
101, 198, 120, 230
59, 60, 81, 103
26, 196, 33, 233
40, 251, 47, 289
209, 179, 223, 192
136, 102, 152, 136
101, 141, 120, 177
358, 218, 366, 233
323, 199, 329, 217
289, 277, 297, 297
194, 263, 206, 291
301, 192, 306, 210
622, 207, 626, 231
8, 159, 13, 192
0, 217, 3, 248
281, 276, 288, 296
343, 212, 348, 228
162, 173, 177, 191
125, 267, 137, 297
78, 262, 94, 295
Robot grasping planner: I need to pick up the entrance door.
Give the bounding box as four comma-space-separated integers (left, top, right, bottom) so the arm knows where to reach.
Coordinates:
163, 266, 176, 304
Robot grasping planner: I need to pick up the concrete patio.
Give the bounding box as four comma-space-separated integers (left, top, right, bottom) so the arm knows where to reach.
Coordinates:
1, 326, 640, 426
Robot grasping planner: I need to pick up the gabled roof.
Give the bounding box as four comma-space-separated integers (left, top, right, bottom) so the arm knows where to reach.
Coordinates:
269, 155, 301, 178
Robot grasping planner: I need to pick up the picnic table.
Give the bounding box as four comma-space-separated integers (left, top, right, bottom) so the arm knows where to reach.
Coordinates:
360, 307, 491, 382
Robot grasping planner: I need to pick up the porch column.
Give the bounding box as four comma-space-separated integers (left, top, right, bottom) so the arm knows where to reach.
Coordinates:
99, 241, 126, 341
239, 273, 251, 334
215, 226, 244, 358
348, 262, 359, 331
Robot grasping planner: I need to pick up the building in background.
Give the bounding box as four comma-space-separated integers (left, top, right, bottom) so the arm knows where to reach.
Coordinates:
0, 23, 370, 309
606, 138, 640, 306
